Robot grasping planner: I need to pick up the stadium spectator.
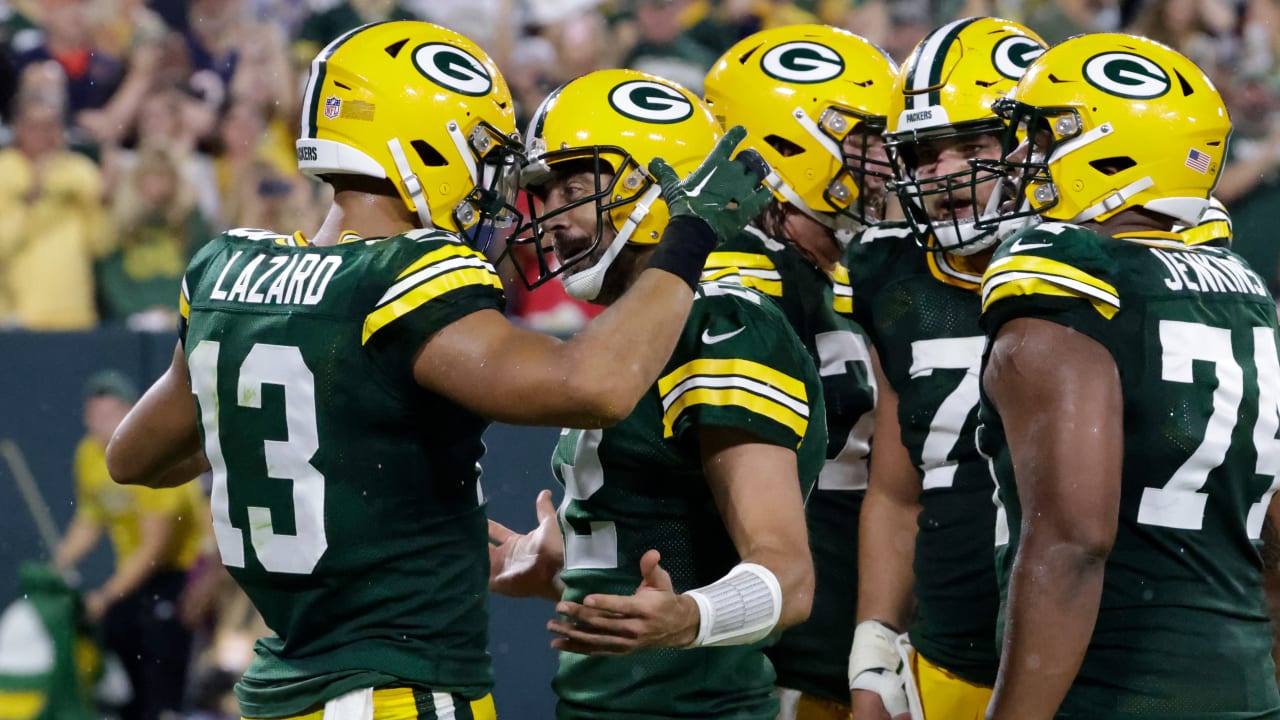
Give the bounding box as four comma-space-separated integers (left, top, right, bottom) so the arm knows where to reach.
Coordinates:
0, 91, 107, 330
97, 145, 211, 330
53, 370, 205, 720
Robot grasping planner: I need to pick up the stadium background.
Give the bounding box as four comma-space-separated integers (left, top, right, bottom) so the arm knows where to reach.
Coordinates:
3, 0, 1280, 716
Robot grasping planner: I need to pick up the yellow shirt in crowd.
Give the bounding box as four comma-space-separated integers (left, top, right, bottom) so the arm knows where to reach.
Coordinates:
73, 437, 205, 572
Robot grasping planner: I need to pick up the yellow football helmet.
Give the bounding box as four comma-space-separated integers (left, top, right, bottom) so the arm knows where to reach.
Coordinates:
703, 25, 898, 230
992, 33, 1230, 228
510, 69, 722, 300
294, 21, 522, 245
886, 17, 1047, 254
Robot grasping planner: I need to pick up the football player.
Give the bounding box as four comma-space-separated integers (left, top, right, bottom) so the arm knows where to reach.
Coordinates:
700, 24, 895, 720
487, 69, 826, 720
979, 33, 1280, 719
104, 21, 773, 720
834, 17, 1046, 720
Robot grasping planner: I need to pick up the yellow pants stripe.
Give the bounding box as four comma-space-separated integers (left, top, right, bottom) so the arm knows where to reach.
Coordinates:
245, 688, 496, 720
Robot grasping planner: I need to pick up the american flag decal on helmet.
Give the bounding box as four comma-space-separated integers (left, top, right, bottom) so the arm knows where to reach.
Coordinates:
1184, 148, 1211, 174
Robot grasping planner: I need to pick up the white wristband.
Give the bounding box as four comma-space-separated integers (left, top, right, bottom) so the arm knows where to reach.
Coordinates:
683, 562, 782, 647
848, 619, 902, 686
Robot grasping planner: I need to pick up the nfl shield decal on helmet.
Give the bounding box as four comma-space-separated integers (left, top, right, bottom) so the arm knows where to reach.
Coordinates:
324, 96, 342, 119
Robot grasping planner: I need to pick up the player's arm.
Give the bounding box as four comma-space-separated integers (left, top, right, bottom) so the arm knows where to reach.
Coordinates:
850, 350, 919, 718
107, 342, 210, 488
415, 127, 773, 428
415, 268, 700, 428
548, 426, 813, 654
984, 317, 1122, 720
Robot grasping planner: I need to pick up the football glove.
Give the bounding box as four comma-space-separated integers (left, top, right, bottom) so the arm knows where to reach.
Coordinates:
648, 125, 772, 243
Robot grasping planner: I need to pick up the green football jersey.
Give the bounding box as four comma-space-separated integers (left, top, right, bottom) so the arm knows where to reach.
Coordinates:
180, 227, 505, 717
978, 222, 1280, 718
836, 223, 1000, 685
705, 228, 876, 703
551, 279, 828, 720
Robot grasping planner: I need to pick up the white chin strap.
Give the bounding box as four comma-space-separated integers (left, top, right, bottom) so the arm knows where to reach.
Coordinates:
562, 185, 662, 301
387, 137, 437, 230
385, 119, 484, 232
932, 177, 1034, 256
1067, 176, 1155, 224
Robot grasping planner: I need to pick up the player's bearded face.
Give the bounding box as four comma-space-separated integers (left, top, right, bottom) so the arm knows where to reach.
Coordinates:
845, 129, 889, 222
537, 170, 618, 280
912, 133, 1004, 224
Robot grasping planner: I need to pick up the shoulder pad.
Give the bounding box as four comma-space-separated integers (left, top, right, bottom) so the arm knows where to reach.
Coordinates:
983, 223, 1120, 319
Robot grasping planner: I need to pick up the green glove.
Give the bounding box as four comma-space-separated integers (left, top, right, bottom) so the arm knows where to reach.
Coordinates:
648, 125, 773, 242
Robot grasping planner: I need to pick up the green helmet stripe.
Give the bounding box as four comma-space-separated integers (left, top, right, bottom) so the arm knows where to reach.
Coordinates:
907, 17, 978, 111
302, 21, 393, 139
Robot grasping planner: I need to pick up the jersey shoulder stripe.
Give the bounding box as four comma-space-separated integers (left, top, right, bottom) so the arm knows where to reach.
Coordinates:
703, 251, 783, 297
179, 276, 190, 321
982, 226, 1121, 320
831, 263, 852, 315
225, 227, 297, 245
657, 358, 809, 440
362, 242, 503, 344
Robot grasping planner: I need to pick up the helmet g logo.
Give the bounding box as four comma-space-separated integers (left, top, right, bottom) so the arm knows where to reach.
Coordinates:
608, 81, 694, 124
1083, 52, 1170, 99
760, 42, 845, 84
992, 36, 1044, 80
413, 43, 493, 97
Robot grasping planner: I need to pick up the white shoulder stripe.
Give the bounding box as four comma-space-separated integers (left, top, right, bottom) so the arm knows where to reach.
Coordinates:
982, 270, 1121, 308
376, 255, 496, 307
661, 374, 810, 417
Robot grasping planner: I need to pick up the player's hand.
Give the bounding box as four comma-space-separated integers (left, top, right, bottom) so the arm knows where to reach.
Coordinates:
488, 489, 564, 601
548, 549, 700, 654
649, 125, 772, 243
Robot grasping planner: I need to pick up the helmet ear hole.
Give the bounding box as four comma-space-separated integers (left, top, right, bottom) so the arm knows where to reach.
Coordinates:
412, 140, 449, 167
1088, 156, 1136, 175
765, 134, 805, 157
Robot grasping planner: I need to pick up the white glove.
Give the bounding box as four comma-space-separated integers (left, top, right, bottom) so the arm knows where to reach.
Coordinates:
849, 620, 912, 717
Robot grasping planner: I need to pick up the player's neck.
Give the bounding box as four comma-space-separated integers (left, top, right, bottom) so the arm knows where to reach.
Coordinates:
311, 191, 418, 246
1086, 208, 1177, 237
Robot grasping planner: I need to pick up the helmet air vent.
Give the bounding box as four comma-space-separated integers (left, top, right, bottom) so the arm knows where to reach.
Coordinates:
1174, 69, 1194, 96
411, 140, 449, 167
384, 38, 409, 58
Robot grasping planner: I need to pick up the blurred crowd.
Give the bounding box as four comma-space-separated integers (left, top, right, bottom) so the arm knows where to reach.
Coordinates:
3, 0, 1280, 335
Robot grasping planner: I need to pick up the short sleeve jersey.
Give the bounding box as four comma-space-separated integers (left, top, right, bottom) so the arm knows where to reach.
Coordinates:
551, 279, 827, 720
835, 223, 1000, 684
978, 222, 1280, 717
705, 227, 876, 702
179, 228, 505, 717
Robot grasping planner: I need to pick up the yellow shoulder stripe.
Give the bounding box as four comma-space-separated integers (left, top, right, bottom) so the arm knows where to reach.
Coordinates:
704, 251, 777, 271
831, 263, 853, 314
1179, 220, 1232, 247
702, 252, 783, 296
362, 265, 502, 344
701, 267, 740, 283
179, 277, 190, 321
396, 243, 490, 280
662, 388, 808, 439
982, 254, 1119, 319
658, 358, 809, 439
